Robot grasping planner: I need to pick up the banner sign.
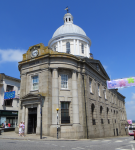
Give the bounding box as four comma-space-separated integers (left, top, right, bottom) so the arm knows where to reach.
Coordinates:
127, 120, 132, 125
107, 77, 135, 89
4, 91, 15, 100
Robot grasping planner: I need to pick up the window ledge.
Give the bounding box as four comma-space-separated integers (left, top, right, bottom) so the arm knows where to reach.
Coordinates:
90, 92, 94, 95
60, 89, 70, 91
30, 90, 39, 92
60, 124, 72, 126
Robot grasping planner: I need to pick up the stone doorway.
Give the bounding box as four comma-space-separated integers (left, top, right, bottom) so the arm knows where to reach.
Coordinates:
28, 107, 37, 134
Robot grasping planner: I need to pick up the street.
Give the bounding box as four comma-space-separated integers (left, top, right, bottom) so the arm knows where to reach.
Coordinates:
0, 136, 135, 150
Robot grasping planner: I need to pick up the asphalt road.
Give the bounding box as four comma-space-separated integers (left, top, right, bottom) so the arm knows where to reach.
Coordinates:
0, 136, 135, 150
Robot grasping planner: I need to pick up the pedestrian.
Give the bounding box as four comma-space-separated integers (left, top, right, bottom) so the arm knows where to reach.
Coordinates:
2, 123, 5, 128
8, 123, 11, 127
19, 122, 22, 136
22, 121, 25, 137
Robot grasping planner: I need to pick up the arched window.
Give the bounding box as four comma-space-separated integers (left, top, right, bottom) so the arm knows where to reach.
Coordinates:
100, 106, 103, 114
69, 18, 70, 21
107, 107, 109, 114
81, 43, 84, 53
91, 104, 96, 125
66, 18, 67, 22
66, 42, 70, 53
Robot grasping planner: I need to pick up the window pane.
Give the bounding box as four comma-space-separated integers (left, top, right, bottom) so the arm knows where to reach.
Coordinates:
61, 75, 68, 89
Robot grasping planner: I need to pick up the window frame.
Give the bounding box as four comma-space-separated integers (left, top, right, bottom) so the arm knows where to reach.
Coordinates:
61, 102, 70, 124
61, 74, 68, 89
66, 42, 70, 54
6, 85, 14, 92
81, 43, 84, 54
31, 75, 39, 91
98, 83, 100, 96
89, 78, 92, 93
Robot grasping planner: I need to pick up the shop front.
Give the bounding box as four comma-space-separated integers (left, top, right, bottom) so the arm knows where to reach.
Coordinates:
0, 110, 18, 127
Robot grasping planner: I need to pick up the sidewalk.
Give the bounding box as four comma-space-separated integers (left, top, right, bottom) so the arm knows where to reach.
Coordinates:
0, 131, 129, 141
0, 131, 78, 141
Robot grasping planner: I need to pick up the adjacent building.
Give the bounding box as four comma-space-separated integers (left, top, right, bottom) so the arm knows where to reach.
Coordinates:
18, 12, 127, 138
0, 73, 20, 127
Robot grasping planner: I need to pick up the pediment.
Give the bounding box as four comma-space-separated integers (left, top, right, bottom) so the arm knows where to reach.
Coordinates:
85, 58, 110, 80
21, 93, 39, 101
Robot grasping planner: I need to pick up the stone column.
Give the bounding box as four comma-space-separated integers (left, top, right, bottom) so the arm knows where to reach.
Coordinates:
74, 39, 76, 55
57, 41, 59, 52
22, 105, 25, 122
60, 40, 62, 52
52, 68, 59, 125
77, 40, 79, 55
72, 70, 79, 124
36, 104, 41, 134
25, 107, 28, 134
87, 44, 89, 58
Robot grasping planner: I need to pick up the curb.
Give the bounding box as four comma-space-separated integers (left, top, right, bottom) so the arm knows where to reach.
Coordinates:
0, 137, 78, 141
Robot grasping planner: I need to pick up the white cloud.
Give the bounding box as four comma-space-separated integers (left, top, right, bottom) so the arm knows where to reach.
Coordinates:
0, 49, 26, 63
132, 93, 135, 99
126, 98, 135, 120
103, 65, 107, 70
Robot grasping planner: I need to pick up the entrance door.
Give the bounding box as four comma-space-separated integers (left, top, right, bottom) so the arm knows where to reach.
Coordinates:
28, 108, 37, 134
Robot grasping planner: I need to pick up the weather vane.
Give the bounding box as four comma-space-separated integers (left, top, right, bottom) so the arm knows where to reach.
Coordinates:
65, 6, 70, 13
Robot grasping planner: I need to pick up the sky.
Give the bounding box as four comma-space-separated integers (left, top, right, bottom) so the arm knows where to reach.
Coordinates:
0, 0, 135, 120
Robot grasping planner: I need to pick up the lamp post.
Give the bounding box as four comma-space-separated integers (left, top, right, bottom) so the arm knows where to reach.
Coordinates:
56, 108, 59, 139
38, 94, 42, 139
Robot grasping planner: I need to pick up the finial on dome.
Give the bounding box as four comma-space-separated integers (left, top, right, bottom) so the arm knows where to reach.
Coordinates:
65, 6, 70, 13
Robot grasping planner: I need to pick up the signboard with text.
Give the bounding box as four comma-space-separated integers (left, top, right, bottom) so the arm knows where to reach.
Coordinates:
107, 77, 135, 89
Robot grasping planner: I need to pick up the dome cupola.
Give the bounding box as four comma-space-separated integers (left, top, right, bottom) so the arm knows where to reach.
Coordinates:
63, 13, 73, 24
48, 12, 91, 58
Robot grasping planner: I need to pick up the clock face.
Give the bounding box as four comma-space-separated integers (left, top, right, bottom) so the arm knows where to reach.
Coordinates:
32, 49, 38, 57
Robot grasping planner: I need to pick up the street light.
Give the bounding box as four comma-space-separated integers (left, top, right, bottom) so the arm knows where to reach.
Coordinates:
38, 94, 43, 139
56, 108, 59, 139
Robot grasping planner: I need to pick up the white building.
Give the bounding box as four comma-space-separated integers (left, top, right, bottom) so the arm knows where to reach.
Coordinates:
48, 13, 91, 57
0, 73, 20, 127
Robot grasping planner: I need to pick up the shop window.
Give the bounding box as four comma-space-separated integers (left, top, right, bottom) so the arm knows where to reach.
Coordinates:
4, 99, 13, 106
61, 74, 68, 89
32, 75, 39, 90
66, 42, 70, 53
6, 85, 14, 92
61, 102, 70, 123
81, 43, 84, 54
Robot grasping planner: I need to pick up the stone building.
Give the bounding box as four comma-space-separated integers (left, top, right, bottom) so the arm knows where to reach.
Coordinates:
18, 12, 127, 138
0, 73, 20, 127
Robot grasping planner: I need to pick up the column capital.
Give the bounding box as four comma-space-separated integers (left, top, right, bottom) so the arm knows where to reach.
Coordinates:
72, 69, 77, 73
51, 68, 58, 71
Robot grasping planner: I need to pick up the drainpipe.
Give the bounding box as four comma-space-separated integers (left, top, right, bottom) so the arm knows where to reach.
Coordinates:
82, 75, 88, 139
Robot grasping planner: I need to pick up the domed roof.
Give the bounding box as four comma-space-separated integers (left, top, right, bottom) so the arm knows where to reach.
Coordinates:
52, 13, 86, 38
